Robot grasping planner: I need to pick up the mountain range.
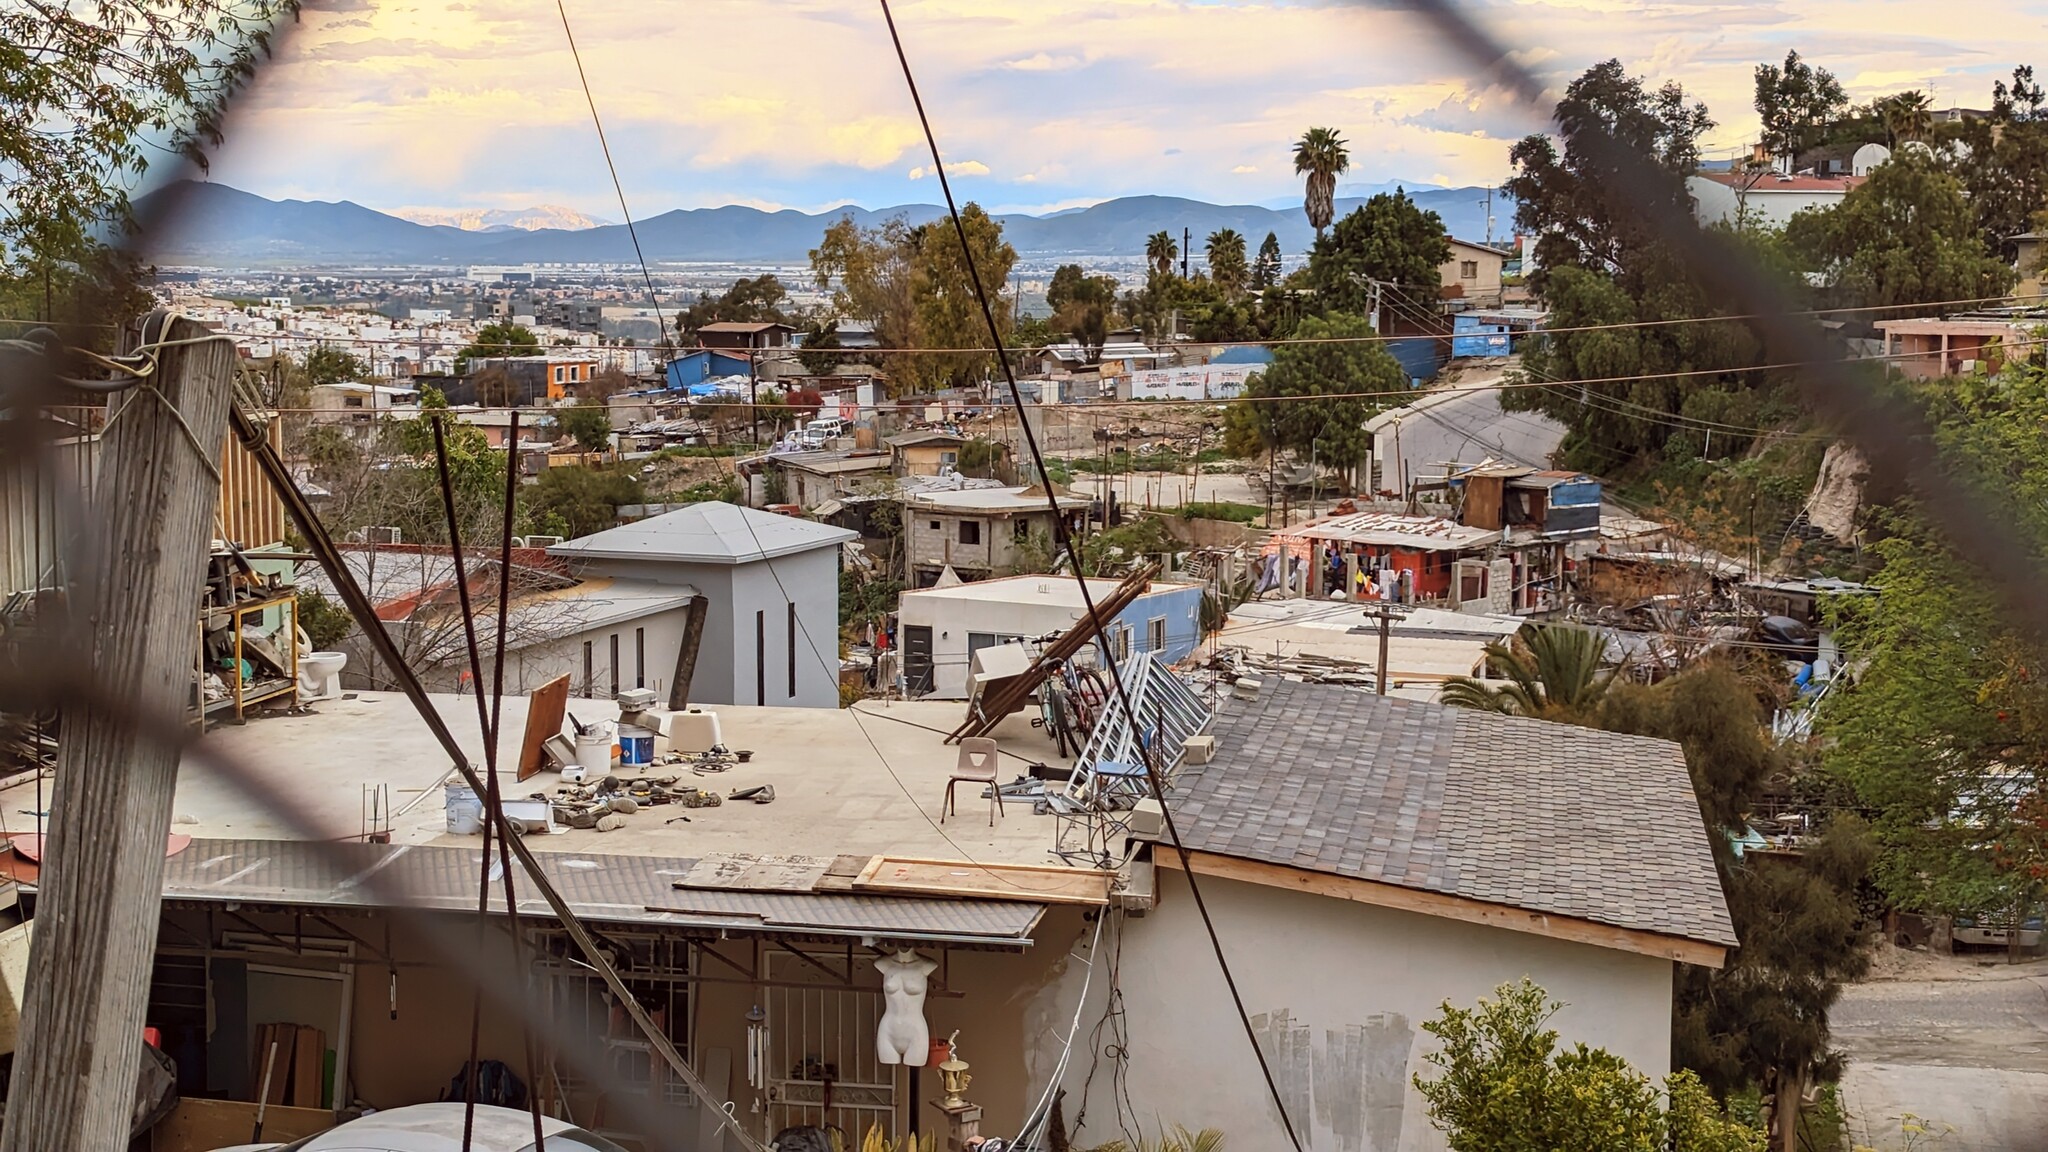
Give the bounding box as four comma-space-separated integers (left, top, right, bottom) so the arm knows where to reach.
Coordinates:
135, 181, 1517, 266
389, 205, 614, 232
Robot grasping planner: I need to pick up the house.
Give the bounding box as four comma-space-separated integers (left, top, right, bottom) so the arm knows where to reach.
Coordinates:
902, 484, 1092, 586
1439, 238, 1512, 307
307, 381, 419, 442
2015, 232, 2048, 301
1447, 463, 1602, 614
113, 670, 1727, 1149
1688, 171, 1865, 228
694, 321, 795, 351
764, 449, 894, 510
664, 348, 759, 391
1874, 316, 2029, 378
894, 573, 1204, 698
1272, 511, 1512, 611
547, 502, 855, 708
886, 430, 968, 477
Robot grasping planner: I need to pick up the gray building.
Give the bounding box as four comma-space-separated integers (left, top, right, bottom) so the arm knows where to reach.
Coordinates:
547, 502, 854, 708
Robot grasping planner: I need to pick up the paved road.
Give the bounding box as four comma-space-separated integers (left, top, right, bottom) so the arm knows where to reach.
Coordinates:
1834, 953, 2048, 1151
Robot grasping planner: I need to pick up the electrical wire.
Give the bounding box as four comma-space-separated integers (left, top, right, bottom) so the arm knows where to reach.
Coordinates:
875, 3, 1307, 1148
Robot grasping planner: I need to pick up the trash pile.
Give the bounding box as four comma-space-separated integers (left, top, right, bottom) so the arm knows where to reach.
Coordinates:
527, 743, 775, 834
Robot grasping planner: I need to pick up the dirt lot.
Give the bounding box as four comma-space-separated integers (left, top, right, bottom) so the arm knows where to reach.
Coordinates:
1835, 941, 2048, 1150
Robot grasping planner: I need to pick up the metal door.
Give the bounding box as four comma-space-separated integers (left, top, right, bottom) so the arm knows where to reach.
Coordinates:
903, 625, 934, 696
763, 949, 898, 1141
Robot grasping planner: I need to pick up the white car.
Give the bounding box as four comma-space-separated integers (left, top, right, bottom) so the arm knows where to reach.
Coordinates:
212, 1102, 634, 1152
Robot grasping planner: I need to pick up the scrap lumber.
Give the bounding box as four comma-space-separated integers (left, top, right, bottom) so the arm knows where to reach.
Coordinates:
948, 563, 1158, 742
853, 855, 1112, 906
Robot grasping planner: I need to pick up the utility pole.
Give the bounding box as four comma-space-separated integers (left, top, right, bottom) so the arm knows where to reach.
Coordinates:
1361, 604, 1397, 695
4, 313, 235, 1152
1182, 226, 1191, 280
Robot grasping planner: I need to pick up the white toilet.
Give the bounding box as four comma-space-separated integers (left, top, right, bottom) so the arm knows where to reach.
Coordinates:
299, 650, 348, 701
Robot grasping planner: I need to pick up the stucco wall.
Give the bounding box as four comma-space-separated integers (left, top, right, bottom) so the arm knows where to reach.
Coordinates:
896, 584, 1204, 698
1037, 870, 1675, 1152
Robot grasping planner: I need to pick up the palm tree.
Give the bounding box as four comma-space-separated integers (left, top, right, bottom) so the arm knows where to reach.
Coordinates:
1145, 230, 1179, 279
1879, 90, 1933, 148
1205, 227, 1248, 297
1440, 625, 1619, 721
1293, 126, 1350, 238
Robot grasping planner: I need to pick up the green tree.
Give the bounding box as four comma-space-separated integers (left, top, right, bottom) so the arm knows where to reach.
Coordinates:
303, 346, 371, 387
1785, 152, 2016, 310
810, 206, 1016, 392
1251, 231, 1284, 292
1204, 228, 1249, 298
1876, 89, 1934, 147
1046, 263, 1121, 354
677, 274, 791, 338
527, 465, 643, 540
1145, 230, 1180, 279
1946, 66, 2048, 261
456, 321, 541, 371
1303, 190, 1453, 317
1415, 979, 1763, 1152
1292, 126, 1350, 238
811, 214, 919, 352
1227, 312, 1397, 471
1439, 625, 1617, 723
559, 401, 613, 453
1753, 51, 1847, 172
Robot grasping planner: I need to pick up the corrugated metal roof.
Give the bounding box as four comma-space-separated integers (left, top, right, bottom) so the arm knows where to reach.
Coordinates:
162, 839, 1046, 948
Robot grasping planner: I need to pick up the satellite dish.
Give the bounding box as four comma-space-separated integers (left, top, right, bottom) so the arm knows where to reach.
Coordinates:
1851, 142, 1892, 176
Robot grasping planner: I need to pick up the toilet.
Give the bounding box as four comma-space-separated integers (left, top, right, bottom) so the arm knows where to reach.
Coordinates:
299, 650, 348, 701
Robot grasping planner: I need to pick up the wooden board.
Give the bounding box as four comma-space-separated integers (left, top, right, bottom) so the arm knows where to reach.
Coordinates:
673, 853, 835, 893
517, 674, 571, 781
815, 854, 876, 892
151, 1098, 334, 1152
853, 855, 1112, 906
291, 1023, 325, 1109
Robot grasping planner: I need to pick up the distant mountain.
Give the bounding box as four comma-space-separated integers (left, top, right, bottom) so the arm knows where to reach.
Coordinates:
135, 181, 1520, 266
391, 205, 614, 232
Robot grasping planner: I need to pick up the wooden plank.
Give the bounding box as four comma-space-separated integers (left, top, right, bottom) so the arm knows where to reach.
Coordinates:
291, 1024, 324, 1109
853, 856, 1111, 906
1155, 849, 1727, 969
151, 1098, 334, 1152
516, 674, 571, 781
672, 854, 835, 893
814, 854, 875, 892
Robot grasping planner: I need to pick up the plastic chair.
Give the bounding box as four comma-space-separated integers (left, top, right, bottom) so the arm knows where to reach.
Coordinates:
943, 737, 1004, 825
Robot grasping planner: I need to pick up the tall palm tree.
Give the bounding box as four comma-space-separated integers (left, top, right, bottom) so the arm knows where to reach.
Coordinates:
1879, 90, 1933, 148
1293, 126, 1350, 238
1440, 625, 1619, 721
1205, 227, 1248, 296
1145, 230, 1179, 279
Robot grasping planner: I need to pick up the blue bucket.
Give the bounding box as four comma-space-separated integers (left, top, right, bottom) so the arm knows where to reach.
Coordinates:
618, 724, 655, 768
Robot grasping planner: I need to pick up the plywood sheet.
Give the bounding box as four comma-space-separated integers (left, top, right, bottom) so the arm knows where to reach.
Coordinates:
674, 853, 835, 892
853, 856, 1111, 906
517, 674, 571, 781
152, 1098, 333, 1152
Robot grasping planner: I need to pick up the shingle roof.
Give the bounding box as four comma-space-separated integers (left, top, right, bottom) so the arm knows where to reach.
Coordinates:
546, 501, 855, 564
1166, 679, 1735, 947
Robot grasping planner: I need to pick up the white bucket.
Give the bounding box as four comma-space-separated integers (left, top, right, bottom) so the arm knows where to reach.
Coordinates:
445, 783, 483, 835
574, 721, 616, 776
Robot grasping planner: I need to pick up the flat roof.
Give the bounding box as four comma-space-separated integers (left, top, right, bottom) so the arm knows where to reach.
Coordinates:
1695, 172, 1865, 193
547, 501, 856, 564
902, 574, 1197, 611
908, 486, 1091, 513
1874, 318, 2024, 336
771, 451, 893, 475
1287, 511, 1501, 551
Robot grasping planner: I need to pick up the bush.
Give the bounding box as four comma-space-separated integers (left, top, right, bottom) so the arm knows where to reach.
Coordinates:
296, 588, 354, 651
1178, 501, 1262, 524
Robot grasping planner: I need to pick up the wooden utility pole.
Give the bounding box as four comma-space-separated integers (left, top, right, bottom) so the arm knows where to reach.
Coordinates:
3, 313, 235, 1152
1362, 604, 1395, 695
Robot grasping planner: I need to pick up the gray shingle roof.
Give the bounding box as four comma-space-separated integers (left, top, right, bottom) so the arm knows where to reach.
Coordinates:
546, 501, 855, 564
1166, 679, 1735, 947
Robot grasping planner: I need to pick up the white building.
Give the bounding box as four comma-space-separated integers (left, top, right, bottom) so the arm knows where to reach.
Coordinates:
894, 574, 1205, 698
1688, 171, 1865, 228
1116, 363, 1254, 401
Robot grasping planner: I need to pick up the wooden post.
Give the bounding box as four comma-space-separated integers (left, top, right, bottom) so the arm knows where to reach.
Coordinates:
667, 595, 710, 711
3, 313, 234, 1152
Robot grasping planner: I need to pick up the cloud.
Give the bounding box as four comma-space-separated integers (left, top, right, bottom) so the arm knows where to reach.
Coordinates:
1232, 164, 1258, 173
1003, 51, 1082, 71
909, 159, 988, 179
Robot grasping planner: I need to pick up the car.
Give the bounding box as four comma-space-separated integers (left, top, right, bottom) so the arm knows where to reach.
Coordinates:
210, 1102, 636, 1152
1952, 912, 2045, 950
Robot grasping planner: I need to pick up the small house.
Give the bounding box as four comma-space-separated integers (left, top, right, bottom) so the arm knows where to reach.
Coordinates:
894, 574, 1204, 698
902, 484, 1092, 586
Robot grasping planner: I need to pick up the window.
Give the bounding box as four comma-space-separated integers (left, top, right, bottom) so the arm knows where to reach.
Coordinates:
634, 627, 645, 688
608, 633, 619, 697
1460, 260, 1479, 279
342, 396, 363, 409
967, 632, 1026, 667
1458, 562, 1489, 604
940, 450, 958, 467
787, 602, 798, 699
581, 640, 593, 696
958, 520, 981, 545
1147, 616, 1167, 653
554, 366, 565, 383
755, 610, 767, 705
1014, 519, 1031, 541
928, 520, 942, 531
1115, 625, 1132, 662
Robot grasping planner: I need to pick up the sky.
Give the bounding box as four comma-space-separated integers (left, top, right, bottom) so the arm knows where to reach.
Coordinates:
203, 0, 2048, 218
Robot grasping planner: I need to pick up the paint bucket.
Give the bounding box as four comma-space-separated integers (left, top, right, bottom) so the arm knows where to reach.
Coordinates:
618, 724, 655, 769
575, 721, 616, 776
445, 783, 483, 835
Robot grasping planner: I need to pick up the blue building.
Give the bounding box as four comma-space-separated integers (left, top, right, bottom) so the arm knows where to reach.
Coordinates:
1450, 308, 1549, 358
665, 349, 757, 391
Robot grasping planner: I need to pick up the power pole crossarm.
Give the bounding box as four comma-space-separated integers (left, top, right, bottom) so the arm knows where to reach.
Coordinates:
4, 314, 236, 1152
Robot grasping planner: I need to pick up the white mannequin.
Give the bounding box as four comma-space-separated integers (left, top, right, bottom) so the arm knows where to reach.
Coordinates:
873, 949, 938, 1066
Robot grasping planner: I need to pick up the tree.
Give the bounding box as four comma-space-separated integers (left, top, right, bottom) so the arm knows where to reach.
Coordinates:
1753, 51, 1847, 171
1145, 230, 1179, 279
1785, 151, 2016, 310
456, 321, 541, 371
811, 214, 919, 352
1877, 90, 1933, 148
526, 465, 643, 540
795, 316, 846, 374
581, 364, 631, 402
810, 206, 1017, 392
1293, 127, 1350, 238
1251, 231, 1284, 292
1440, 625, 1617, 722
1302, 191, 1453, 317
1204, 229, 1248, 298
1047, 263, 1121, 353
303, 346, 371, 388
1415, 979, 1764, 1152
1948, 66, 2048, 260
677, 274, 791, 338
559, 401, 612, 453
1227, 312, 1398, 471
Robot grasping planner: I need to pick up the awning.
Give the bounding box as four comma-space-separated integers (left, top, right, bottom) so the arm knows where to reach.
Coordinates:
160, 839, 1046, 950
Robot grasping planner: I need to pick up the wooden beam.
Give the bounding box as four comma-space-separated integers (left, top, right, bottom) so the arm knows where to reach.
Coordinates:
668, 595, 710, 711
1154, 849, 1727, 969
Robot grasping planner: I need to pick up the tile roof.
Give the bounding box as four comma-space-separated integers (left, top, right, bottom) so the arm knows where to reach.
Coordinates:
1165, 679, 1735, 947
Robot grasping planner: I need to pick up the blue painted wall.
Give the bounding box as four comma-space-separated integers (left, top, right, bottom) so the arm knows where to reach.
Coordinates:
1451, 314, 1514, 358
1110, 584, 1206, 665
1386, 336, 1446, 384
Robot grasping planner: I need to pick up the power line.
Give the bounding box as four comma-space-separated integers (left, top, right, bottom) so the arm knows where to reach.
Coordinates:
874, 3, 1307, 1149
